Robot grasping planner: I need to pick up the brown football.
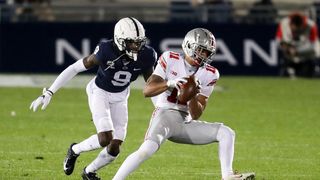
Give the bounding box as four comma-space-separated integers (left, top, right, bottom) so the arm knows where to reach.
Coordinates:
177, 75, 198, 103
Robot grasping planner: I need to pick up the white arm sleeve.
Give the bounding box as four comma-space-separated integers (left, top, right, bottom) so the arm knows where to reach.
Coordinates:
48, 59, 87, 93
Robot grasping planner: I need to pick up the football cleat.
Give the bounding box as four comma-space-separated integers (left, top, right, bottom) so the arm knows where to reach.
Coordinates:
225, 172, 255, 180
82, 167, 101, 180
63, 143, 79, 175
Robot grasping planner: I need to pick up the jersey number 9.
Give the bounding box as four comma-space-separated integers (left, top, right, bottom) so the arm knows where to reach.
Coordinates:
111, 71, 132, 86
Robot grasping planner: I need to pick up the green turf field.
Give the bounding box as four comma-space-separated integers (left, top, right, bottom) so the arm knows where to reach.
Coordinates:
1, 77, 319, 180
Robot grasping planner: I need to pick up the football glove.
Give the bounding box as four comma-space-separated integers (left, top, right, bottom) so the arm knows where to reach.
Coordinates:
30, 88, 54, 112
166, 77, 187, 91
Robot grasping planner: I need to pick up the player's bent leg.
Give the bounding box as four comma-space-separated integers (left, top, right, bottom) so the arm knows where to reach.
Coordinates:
113, 140, 159, 180
72, 134, 102, 154
217, 125, 236, 179
84, 136, 120, 175
63, 134, 103, 175
84, 147, 118, 177
218, 126, 255, 180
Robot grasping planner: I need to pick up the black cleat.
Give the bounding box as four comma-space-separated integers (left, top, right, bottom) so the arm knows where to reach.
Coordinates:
82, 167, 101, 180
63, 143, 79, 175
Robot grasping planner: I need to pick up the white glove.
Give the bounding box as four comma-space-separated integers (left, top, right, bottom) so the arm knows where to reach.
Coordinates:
30, 88, 53, 112
166, 77, 187, 90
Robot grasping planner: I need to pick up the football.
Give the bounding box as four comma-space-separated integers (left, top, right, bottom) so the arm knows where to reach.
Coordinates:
177, 75, 198, 103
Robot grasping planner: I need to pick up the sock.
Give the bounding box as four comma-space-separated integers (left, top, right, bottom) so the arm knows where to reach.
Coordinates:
85, 147, 117, 173
113, 140, 159, 180
72, 134, 101, 155
217, 125, 235, 179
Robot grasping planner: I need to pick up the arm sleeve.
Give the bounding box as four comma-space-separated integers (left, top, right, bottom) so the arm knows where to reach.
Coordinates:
48, 59, 87, 93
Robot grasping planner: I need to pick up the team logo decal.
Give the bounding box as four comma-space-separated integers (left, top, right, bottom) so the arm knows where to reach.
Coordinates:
105, 61, 115, 70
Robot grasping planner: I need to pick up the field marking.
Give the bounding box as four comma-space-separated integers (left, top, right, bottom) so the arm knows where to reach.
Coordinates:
131, 170, 220, 176
0, 74, 225, 91
0, 150, 317, 163
126, 170, 315, 178
0, 74, 144, 89
0, 168, 56, 173
0, 151, 62, 155
237, 141, 315, 147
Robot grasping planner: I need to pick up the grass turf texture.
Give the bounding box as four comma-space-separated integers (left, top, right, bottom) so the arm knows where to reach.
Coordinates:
0, 77, 319, 180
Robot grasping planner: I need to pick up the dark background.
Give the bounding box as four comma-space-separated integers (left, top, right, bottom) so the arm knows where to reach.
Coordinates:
0, 22, 278, 75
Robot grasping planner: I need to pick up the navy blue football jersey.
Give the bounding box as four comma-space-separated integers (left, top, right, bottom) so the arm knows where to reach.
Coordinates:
93, 40, 157, 92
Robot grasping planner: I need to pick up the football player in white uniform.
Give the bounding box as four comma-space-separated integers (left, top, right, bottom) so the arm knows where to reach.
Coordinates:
113, 28, 255, 180
29, 17, 157, 180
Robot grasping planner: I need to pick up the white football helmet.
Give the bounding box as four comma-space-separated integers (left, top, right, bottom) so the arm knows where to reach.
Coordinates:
182, 28, 216, 66
114, 17, 147, 61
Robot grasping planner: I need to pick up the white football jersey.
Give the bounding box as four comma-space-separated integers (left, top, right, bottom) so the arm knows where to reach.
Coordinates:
153, 51, 219, 112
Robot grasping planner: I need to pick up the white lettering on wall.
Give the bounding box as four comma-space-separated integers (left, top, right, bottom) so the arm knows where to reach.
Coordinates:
214, 39, 238, 66
56, 38, 90, 65
244, 39, 278, 66
55, 38, 278, 67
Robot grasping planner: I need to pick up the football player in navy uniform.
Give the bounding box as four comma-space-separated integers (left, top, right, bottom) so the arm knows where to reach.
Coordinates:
30, 17, 157, 180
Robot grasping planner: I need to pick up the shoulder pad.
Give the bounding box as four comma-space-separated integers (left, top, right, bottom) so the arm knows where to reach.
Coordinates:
204, 64, 219, 86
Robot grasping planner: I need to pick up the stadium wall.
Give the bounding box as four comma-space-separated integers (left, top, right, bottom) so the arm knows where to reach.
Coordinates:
0, 23, 278, 75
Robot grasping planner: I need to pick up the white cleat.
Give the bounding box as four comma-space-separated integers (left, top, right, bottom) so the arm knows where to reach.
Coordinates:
225, 172, 255, 180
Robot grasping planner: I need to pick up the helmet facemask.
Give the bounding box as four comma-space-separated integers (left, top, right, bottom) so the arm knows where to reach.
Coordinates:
119, 38, 146, 60
189, 44, 215, 66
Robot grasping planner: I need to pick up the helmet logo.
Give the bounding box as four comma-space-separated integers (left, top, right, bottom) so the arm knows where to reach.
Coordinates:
195, 33, 200, 43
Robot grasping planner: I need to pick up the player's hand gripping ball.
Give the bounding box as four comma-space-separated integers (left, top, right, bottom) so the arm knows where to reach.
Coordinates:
177, 75, 199, 103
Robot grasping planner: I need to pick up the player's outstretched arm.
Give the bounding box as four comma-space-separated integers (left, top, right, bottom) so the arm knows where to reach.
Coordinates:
30, 54, 99, 112
143, 74, 168, 97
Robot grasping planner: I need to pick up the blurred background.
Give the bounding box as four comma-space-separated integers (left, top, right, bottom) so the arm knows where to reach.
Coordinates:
0, 0, 319, 77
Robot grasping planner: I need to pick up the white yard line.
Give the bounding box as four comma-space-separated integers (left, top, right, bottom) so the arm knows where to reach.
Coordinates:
0, 74, 225, 91
0, 74, 145, 89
